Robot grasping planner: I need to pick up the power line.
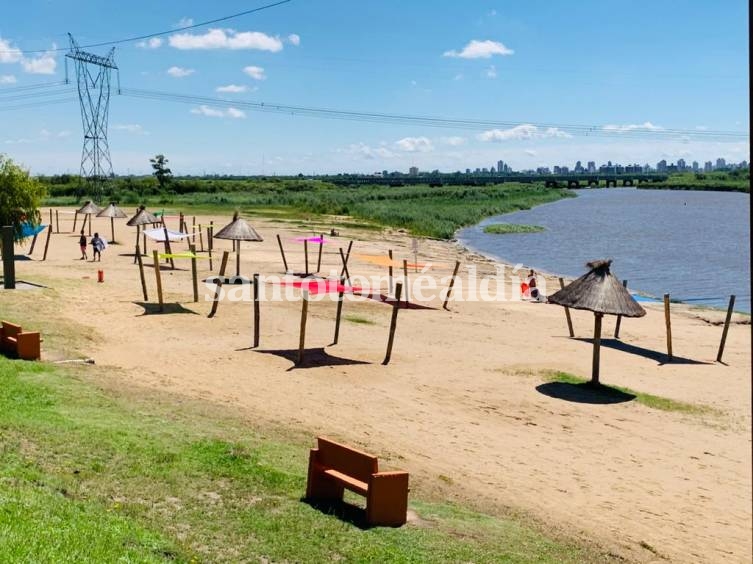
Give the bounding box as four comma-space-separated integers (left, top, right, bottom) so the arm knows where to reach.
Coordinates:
0, 80, 68, 94
0, 96, 76, 112
0, 0, 293, 55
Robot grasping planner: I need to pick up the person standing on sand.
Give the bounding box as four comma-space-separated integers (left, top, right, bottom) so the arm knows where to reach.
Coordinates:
90, 232, 105, 262
79, 230, 88, 260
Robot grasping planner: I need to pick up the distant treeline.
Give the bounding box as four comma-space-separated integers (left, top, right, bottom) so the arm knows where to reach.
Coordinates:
637, 170, 750, 193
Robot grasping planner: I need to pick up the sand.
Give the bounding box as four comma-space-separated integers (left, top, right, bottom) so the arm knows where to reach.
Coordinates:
3, 209, 751, 563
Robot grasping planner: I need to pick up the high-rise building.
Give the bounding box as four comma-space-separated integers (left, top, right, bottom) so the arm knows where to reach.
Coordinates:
409, 166, 419, 176
692, 161, 699, 172
677, 158, 686, 170
656, 159, 668, 172
574, 160, 584, 173
465, 168, 471, 174
497, 160, 504, 173
587, 161, 596, 173
716, 158, 726, 170
704, 161, 713, 172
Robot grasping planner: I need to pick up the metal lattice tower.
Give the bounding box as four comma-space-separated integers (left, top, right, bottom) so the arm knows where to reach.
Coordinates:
66, 33, 119, 200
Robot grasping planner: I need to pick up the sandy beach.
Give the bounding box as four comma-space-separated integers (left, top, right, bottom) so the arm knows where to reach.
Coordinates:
2, 209, 751, 563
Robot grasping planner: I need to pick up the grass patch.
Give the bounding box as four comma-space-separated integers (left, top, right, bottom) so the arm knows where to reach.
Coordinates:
0, 358, 610, 562
548, 371, 712, 414
343, 314, 376, 325
482, 223, 545, 235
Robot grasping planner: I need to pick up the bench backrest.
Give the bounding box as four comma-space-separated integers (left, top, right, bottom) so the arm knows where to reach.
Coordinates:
1, 321, 21, 338
316, 437, 378, 483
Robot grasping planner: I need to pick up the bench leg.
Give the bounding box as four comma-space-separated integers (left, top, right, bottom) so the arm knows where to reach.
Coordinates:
366, 472, 409, 526
305, 449, 344, 501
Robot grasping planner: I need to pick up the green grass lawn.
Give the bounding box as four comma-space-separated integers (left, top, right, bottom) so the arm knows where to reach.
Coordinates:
0, 357, 610, 563
482, 224, 545, 235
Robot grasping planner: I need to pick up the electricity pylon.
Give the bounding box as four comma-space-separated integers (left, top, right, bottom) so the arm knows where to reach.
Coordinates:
65, 33, 119, 201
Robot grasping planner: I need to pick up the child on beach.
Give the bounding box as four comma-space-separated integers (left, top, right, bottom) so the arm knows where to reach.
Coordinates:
79, 230, 88, 260
90, 232, 105, 262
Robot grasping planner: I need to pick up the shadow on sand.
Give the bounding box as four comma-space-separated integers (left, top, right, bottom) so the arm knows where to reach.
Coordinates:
574, 338, 710, 366
536, 381, 636, 405
255, 347, 370, 370
133, 302, 199, 316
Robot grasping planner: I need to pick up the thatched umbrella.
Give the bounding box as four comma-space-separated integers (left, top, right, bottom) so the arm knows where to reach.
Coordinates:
548, 259, 646, 385
127, 206, 160, 261
213, 212, 263, 276
96, 203, 128, 244
77, 201, 102, 236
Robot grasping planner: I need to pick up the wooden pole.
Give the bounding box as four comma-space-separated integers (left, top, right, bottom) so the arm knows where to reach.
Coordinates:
48, 209, 53, 230
297, 289, 310, 365
189, 244, 199, 303
143, 231, 148, 256
253, 273, 260, 348
2, 226, 16, 289
55, 210, 60, 233
136, 244, 148, 301
72, 211, 78, 233
402, 259, 409, 305
339, 240, 353, 279
179, 212, 184, 234
192, 216, 196, 243
591, 313, 602, 385
443, 260, 461, 310
236, 241, 241, 277
388, 249, 394, 294
304, 239, 309, 275
559, 277, 575, 338
27, 233, 39, 256
42, 226, 52, 261
316, 233, 324, 273
614, 280, 628, 338
133, 225, 140, 264
80, 213, 87, 236
333, 276, 345, 344
208, 226, 214, 271
716, 295, 735, 363
109, 216, 115, 244
152, 250, 164, 312
276, 234, 289, 272
87, 214, 92, 236
199, 226, 205, 252
162, 226, 175, 269
338, 248, 351, 286
208, 251, 230, 318
383, 282, 403, 365
664, 293, 673, 360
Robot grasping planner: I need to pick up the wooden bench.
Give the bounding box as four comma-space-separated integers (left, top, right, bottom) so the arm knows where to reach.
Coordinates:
306, 436, 409, 526
1, 321, 41, 361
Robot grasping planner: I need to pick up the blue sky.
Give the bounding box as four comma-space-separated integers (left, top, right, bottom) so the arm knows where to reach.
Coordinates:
0, 0, 749, 175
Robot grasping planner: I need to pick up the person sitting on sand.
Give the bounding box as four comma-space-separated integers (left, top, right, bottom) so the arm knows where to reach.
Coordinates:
527, 270, 540, 299
90, 232, 105, 262
79, 230, 88, 260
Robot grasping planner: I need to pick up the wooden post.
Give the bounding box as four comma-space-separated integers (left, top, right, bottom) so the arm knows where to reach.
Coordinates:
42, 226, 53, 261
339, 240, 353, 279
179, 212, 184, 234
276, 234, 289, 272
133, 225, 140, 264
87, 214, 92, 236
664, 293, 673, 360
55, 210, 60, 233
316, 233, 324, 273
304, 239, 309, 275
614, 280, 628, 338
192, 216, 196, 243
189, 244, 199, 303
208, 251, 230, 318
591, 313, 602, 385
402, 259, 409, 305
297, 289, 310, 365
338, 248, 351, 286
716, 295, 735, 363
143, 231, 148, 256
559, 277, 575, 337
253, 273, 260, 348
209, 220, 214, 251
443, 260, 461, 310
152, 250, 164, 312
235, 240, 241, 277
333, 277, 345, 344
199, 226, 205, 252
162, 226, 175, 269
383, 283, 403, 365
80, 213, 87, 236
136, 244, 148, 301
48, 209, 53, 230
72, 211, 78, 232
27, 233, 39, 256
208, 226, 214, 271
388, 249, 394, 294
2, 226, 16, 289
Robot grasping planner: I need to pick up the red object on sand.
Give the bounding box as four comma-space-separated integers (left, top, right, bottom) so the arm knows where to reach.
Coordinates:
277, 279, 361, 295
97, 270, 104, 283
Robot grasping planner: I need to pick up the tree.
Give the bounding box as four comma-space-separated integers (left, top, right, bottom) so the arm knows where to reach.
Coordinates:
0, 154, 47, 241
150, 154, 173, 189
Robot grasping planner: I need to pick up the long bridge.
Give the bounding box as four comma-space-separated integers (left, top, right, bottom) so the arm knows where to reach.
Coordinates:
327, 173, 668, 188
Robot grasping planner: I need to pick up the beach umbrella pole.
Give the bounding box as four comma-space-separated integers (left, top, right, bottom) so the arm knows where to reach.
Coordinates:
591, 313, 602, 385
236, 243, 241, 277
110, 217, 115, 244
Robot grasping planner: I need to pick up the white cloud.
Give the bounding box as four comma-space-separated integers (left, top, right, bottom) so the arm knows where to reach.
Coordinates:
695, 125, 708, 131
243, 65, 266, 80
57, 130, 71, 137
167, 66, 195, 78
113, 124, 148, 134
169, 28, 283, 52
488, 9, 498, 16
443, 39, 514, 59
0, 74, 17, 84
190, 105, 246, 119
216, 84, 248, 93
175, 17, 194, 28
602, 121, 663, 133
288, 34, 301, 46
342, 143, 396, 160
524, 149, 537, 156
453, 73, 463, 81
0, 37, 22, 63
441, 136, 467, 146
478, 124, 572, 141
21, 50, 56, 74
137, 37, 162, 49
486, 65, 497, 78
395, 136, 434, 152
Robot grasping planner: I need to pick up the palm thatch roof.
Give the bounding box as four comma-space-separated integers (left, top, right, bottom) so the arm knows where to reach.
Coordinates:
77, 201, 102, 215
96, 203, 128, 219
548, 259, 646, 317
214, 212, 263, 241
126, 206, 159, 226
